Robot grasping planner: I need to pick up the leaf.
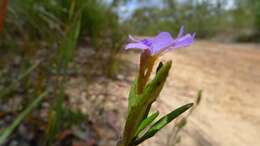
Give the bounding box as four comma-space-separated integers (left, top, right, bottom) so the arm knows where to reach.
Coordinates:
57, 11, 81, 70
135, 111, 159, 137
121, 61, 172, 146
0, 62, 40, 99
156, 62, 163, 73
0, 90, 48, 145
132, 103, 193, 145
139, 61, 172, 120
45, 11, 82, 145
141, 61, 172, 105
141, 62, 163, 121
128, 79, 137, 111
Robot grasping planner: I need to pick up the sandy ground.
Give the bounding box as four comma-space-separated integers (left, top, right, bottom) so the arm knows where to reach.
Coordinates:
118, 40, 260, 146
67, 40, 260, 146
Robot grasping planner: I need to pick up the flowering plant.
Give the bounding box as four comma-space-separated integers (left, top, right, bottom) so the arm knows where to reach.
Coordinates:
118, 26, 195, 146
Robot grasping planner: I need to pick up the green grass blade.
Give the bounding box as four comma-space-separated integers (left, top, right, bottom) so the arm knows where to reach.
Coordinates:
17, 62, 40, 81
0, 90, 48, 145
0, 62, 40, 99
57, 11, 81, 69
44, 9, 82, 145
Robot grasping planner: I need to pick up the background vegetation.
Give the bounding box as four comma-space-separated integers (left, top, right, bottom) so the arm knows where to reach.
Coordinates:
121, 0, 260, 42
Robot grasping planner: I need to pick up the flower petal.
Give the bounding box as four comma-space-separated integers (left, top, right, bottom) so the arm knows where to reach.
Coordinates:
128, 35, 139, 42
177, 26, 185, 38
125, 42, 148, 50
151, 32, 174, 54
141, 38, 153, 47
172, 33, 195, 49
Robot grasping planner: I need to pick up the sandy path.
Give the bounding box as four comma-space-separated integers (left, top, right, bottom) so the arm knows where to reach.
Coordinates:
118, 41, 260, 146
67, 40, 260, 146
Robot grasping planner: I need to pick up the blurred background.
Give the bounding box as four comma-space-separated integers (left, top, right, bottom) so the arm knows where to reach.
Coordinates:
0, 0, 260, 146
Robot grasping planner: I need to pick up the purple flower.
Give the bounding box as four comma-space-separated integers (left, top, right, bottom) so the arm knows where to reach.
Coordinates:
125, 26, 195, 56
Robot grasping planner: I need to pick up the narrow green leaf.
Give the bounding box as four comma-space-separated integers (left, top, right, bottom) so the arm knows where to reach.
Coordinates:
128, 79, 137, 111
156, 62, 163, 73
57, 12, 81, 69
132, 103, 193, 145
141, 61, 172, 105
135, 111, 159, 137
17, 62, 40, 81
0, 90, 48, 145
140, 61, 172, 120
0, 62, 40, 99
44, 10, 82, 145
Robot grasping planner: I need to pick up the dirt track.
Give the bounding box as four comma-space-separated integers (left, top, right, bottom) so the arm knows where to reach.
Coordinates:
67, 40, 260, 146
117, 40, 260, 146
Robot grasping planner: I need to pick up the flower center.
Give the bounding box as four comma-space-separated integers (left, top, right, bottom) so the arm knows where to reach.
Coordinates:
141, 39, 152, 47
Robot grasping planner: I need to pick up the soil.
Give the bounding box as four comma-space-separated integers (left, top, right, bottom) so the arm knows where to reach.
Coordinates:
66, 40, 260, 146
117, 40, 259, 146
